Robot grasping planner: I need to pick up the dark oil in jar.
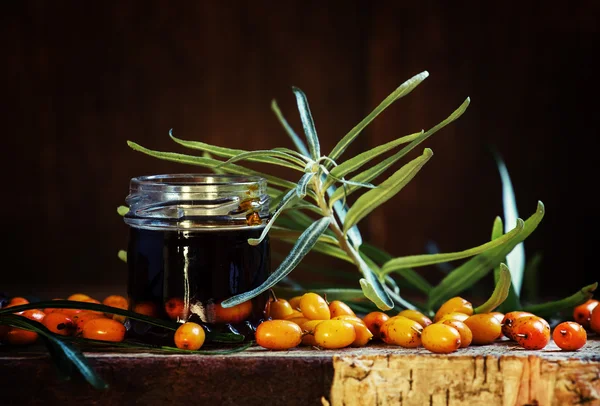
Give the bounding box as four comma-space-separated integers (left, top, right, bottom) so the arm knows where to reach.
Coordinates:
126, 226, 271, 344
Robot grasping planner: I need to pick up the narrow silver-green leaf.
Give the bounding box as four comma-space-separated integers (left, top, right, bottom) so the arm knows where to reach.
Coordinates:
271, 100, 311, 158
330, 98, 470, 205
328, 71, 430, 163
427, 201, 545, 310
169, 130, 302, 170
494, 150, 525, 295
127, 141, 296, 190
474, 263, 512, 313
269, 226, 340, 246
381, 218, 525, 275
216, 149, 306, 170
220, 217, 332, 308
296, 172, 315, 198
345, 243, 393, 310
343, 148, 433, 234
292, 87, 320, 160
323, 131, 423, 191
248, 189, 297, 246
117, 250, 127, 263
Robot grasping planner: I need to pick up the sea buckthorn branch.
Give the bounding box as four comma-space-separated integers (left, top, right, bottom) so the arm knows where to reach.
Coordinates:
126, 71, 563, 314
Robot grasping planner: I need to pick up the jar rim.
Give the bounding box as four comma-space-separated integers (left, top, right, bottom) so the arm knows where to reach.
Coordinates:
130, 173, 266, 191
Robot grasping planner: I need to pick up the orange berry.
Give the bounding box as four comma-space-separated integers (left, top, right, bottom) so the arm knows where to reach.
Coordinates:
174, 322, 206, 350
212, 300, 253, 324
5, 329, 38, 345
512, 315, 551, 350
72, 311, 107, 335
362, 311, 390, 340
133, 301, 160, 318
345, 320, 373, 347
329, 301, 356, 318
21, 309, 46, 323
422, 324, 461, 354
574, 299, 599, 329
436, 312, 470, 323
285, 316, 311, 327
82, 318, 126, 342
464, 314, 502, 345
490, 312, 505, 338
441, 320, 472, 348
332, 315, 365, 324
380, 316, 423, 348
7, 297, 29, 307
501, 311, 534, 340
397, 309, 432, 328
268, 299, 295, 320
164, 297, 187, 321
288, 296, 302, 310
434, 297, 473, 322
313, 320, 356, 349
42, 312, 76, 336
103, 295, 129, 316
299, 319, 325, 346
553, 321, 587, 351
255, 320, 302, 350
590, 305, 600, 334
299, 293, 330, 320
67, 293, 92, 302
283, 310, 304, 320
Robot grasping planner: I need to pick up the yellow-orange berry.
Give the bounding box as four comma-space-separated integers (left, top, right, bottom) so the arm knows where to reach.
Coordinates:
397, 309, 432, 328
380, 316, 423, 348
299, 293, 330, 320
313, 320, 356, 349
464, 314, 502, 345
329, 301, 356, 318
362, 311, 390, 340
422, 323, 461, 354
255, 320, 302, 350
174, 322, 206, 350
434, 297, 473, 322
82, 318, 126, 343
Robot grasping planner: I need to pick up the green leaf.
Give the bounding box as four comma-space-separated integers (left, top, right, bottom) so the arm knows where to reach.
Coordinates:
127, 141, 297, 190
427, 201, 545, 310
522, 252, 543, 303
348, 244, 393, 310
343, 148, 433, 234
216, 149, 306, 170
328, 71, 430, 163
220, 217, 332, 308
169, 130, 302, 171
271, 100, 311, 158
474, 263, 512, 313
490, 217, 521, 313
117, 250, 127, 263
522, 282, 598, 319
296, 172, 315, 198
381, 218, 525, 274
248, 189, 297, 246
292, 87, 320, 160
269, 226, 339, 246
323, 131, 423, 191
117, 206, 129, 216
494, 149, 525, 295
0, 315, 108, 389
330, 97, 470, 205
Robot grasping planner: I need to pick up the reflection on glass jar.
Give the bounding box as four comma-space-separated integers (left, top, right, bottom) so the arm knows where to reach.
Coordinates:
123, 174, 271, 344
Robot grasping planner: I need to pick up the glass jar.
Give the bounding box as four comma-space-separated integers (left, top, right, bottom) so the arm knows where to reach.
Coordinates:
123, 174, 271, 343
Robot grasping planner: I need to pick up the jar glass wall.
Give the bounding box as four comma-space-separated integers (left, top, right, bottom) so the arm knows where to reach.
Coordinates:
123, 174, 271, 343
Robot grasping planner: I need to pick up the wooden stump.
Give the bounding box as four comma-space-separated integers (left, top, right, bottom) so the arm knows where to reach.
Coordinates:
328, 339, 600, 406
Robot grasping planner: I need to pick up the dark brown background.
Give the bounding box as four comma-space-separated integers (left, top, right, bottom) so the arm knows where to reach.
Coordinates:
1, 1, 597, 302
